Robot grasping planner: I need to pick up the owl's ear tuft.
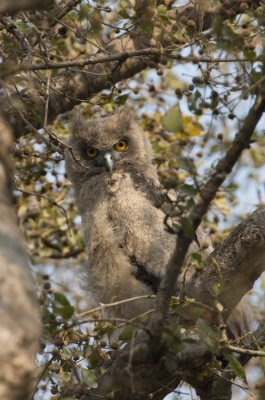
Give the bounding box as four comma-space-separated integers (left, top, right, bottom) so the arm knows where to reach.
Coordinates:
69, 114, 88, 136
116, 106, 135, 128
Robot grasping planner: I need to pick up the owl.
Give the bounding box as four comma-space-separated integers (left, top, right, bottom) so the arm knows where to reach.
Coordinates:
65, 109, 250, 333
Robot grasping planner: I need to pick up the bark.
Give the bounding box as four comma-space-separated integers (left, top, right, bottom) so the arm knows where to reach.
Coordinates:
83, 330, 212, 400
0, 115, 40, 400
0, 0, 54, 15
184, 207, 265, 319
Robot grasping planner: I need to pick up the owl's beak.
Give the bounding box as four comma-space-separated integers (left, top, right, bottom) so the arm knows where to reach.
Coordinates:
104, 152, 114, 172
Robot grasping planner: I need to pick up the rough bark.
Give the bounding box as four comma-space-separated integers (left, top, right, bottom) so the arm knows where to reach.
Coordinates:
184, 207, 265, 319
0, 0, 54, 15
0, 115, 40, 400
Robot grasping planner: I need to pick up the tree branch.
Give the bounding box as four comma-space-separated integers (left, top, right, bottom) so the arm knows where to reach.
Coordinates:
0, 0, 54, 15
149, 94, 265, 345
5, 52, 248, 74
0, 114, 40, 400
1, 0, 262, 138
184, 207, 265, 321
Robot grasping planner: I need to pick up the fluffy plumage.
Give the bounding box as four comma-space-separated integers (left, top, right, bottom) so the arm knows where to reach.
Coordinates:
66, 109, 180, 317
65, 109, 251, 333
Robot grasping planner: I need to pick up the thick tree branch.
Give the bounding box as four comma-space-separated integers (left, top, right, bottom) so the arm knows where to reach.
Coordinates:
1, 0, 262, 138
0, 0, 54, 15
0, 115, 40, 400
184, 207, 265, 320
2, 32, 153, 137
149, 95, 265, 345
83, 330, 212, 400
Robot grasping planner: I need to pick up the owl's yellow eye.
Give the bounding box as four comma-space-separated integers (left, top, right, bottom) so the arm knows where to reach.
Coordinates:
114, 140, 127, 152
86, 148, 98, 158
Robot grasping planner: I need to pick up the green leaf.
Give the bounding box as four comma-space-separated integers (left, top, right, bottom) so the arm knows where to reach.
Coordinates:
53, 292, 74, 320
211, 281, 224, 297
258, 348, 265, 374
162, 104, 183, 133
171, 297, 181, 309
54, 304, 74, 320
164, 326, 184, 352
15, 21, 30, 34
175, 155, 193, 172
115, 94, 129, 105
157, 4, 167, 14
119, 324, 135, 341
54, 292, 71, 306
227, 353, 247, 384
181, 184, 197, 196
191, 252, 203, 265
81, 368, 98, 388
196, 319, 219, 351
89, 348, 102, 369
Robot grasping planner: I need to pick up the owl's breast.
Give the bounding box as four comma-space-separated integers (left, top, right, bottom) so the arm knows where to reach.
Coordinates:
105, 171, 175, 278
105, 171, 125, 194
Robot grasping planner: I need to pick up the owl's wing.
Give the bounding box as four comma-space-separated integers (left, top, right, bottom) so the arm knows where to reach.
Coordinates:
123, 163, 166, 207
130, 255, 161, 294
122, 166, 212, 294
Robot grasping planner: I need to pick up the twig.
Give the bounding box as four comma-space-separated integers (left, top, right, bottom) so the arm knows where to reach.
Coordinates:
148, 377, 189, 398
27, 51, 249, 72
50, 0, 82, 26
43, 71, 51, 130
30, 354, 56, 400
44, 127, 90, 171
13, 148, 63, 162
54, 18, 109, 54
16, 187, 71, 230
76, 295, 156, 319
211, 368, 250, 394
225, 344, 265, 357
71, 317, 146, 331
1, 48, 250, 77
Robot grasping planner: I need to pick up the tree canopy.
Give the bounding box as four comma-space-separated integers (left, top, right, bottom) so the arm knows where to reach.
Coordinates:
1, 1, 265, 400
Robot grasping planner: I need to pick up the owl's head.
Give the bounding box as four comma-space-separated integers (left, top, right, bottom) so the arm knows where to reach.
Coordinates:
66, 108, 158, 183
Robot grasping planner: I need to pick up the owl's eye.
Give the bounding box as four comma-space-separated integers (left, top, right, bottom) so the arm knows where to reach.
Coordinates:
114, 140, 127, 152
86, 148, 98, 158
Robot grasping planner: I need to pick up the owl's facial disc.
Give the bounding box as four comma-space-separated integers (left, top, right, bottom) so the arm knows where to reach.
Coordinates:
84, 139, 129, 172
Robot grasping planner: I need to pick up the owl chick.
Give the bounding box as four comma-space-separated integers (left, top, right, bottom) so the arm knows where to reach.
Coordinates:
65, 109, 251, 333
66, 109, 180, 317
